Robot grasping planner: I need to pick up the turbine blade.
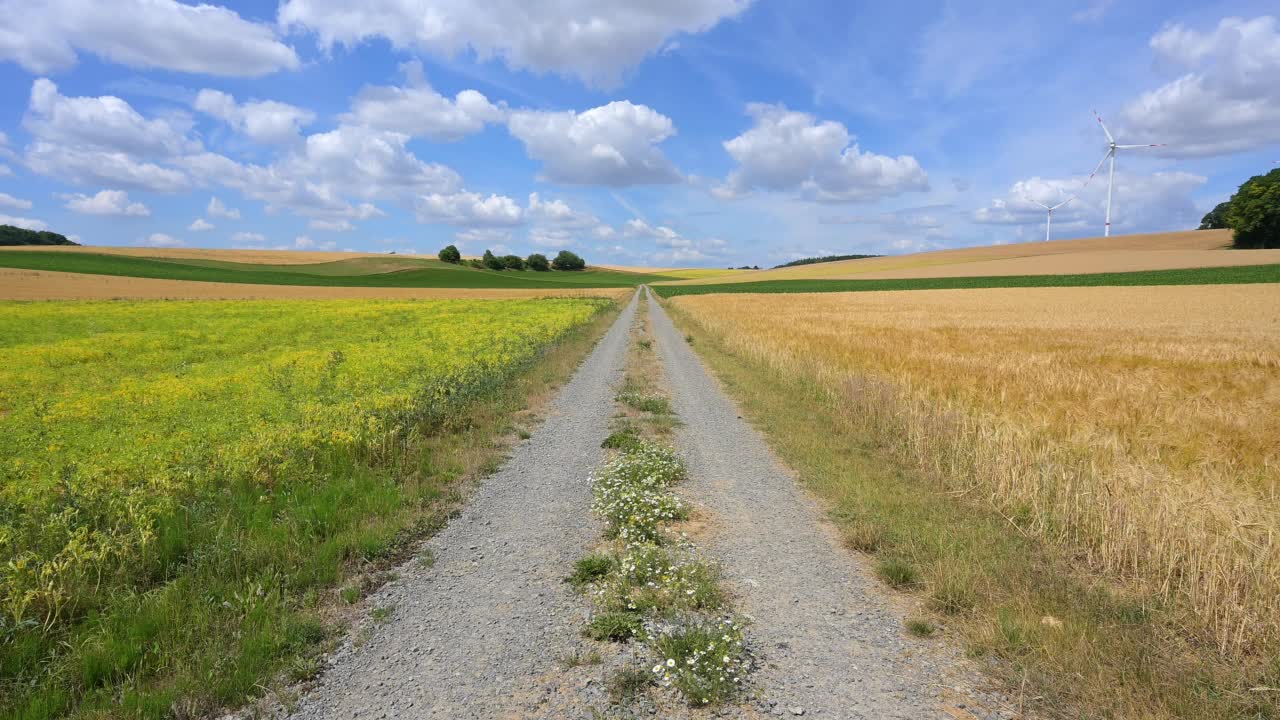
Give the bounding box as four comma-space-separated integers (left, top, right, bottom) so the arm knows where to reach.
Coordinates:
1116, 143, 1165, 149
1093, 109, 1115, 144
1081, 150, 1111, 186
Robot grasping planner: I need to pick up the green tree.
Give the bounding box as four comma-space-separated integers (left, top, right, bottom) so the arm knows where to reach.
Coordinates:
1199, 202, 1230, 230
482, 249, 505, 270
526, 253, 550, 271
1225, 168, 1280, 249
437, 244, 461, 263
552, 250, 586, 271
501, 254, 525, 270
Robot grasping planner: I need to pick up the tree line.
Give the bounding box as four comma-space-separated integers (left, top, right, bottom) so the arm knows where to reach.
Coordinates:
437, 245, 587, 271
1199, 167, 1280, 249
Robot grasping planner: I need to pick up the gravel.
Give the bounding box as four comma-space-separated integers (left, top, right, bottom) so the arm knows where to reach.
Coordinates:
645, 289, 1011, 719
287, 291, 639, 720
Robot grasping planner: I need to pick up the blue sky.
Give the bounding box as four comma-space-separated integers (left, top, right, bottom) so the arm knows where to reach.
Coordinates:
0, 0, 1277, 267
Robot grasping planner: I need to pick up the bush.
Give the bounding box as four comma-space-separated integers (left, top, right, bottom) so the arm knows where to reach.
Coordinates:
501, 254, 525, 270
568, 553, 614, 588
552, 250, 586, 271
467, 258, 484, 269
526, 253, 550, 271
482, 249, 504, 270
1225, 168, 1280, 248
0, 225, 77, 246
437, 244, 461, 263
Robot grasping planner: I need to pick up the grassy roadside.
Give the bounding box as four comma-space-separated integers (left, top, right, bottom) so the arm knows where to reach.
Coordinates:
661, 298, 1276, 720
650, 262, 1280, 296
3, 300, 622, 720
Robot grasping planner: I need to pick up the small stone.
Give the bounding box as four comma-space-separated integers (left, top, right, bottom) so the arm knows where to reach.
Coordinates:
789, 707, 805, 716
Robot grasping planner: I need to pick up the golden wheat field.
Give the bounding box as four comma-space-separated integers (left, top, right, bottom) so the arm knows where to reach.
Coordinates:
658, 229, 1280, 284
0, 269, 634, 301
669, 285, 1280, 660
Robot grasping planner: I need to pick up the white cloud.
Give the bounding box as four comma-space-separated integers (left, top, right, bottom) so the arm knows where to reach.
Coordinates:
345, 60, 504, 141
0, 165, 10, 178
230, 231, 267, 244
293, 235, 337, 250
973, 171, 1206, 235
279, 0, 750, 87
61, 189, 150, 216
716, 103, 928, 203
188, 218, 214, 231
207, 196, 240, 219
455, 228, 512, 245
0, 192, 32, 210
140, 232, 183, 247
0, 0, 299, 76
309, 219, 354, 232
1121, 16, 1280, 156
508, 101, 681, 186
619, 217, 726, 262
22, 79, 197, 191
0, 214, 48, 230
194, 89, 315, 144
416, 191, 524, 226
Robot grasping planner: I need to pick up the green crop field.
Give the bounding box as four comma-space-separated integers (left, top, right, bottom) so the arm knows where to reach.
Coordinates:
650, 263, 1280, 297
0, 251, 676, 288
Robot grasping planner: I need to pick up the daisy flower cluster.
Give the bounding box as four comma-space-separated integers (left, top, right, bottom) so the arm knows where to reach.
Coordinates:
589, 442, 688, 543
650, 616, 749, 706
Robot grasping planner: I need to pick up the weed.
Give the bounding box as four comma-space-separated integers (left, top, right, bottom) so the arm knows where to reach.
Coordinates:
558, 649, 603, 669
929, 577, 978, 615
568, 554, 615, 589
418, 549, 436, 569
650, 617, 748, 706
905, 618, 936, 638
370, 606, 394, 623
587, 612, 643, 642
339, 586, 361, 605
608, 666, 653, 703
618, 391, 672, 414
601, 428, 643, 452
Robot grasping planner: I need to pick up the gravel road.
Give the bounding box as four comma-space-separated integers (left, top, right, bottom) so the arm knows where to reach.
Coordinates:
288, 291, 639, 720
645, 289, 1008, 720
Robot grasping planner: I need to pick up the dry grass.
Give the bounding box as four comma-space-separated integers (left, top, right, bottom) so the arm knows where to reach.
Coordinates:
669, 285, 1279, 667
660, 229, 1264, 284
0, 269, 633, 301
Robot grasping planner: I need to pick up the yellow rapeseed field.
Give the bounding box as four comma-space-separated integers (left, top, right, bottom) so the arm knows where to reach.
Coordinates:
669, 285, 1279, 660
0, 298, 606, 636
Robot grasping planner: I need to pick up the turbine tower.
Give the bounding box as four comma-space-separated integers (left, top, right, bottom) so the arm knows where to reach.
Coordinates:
1028, 193, 1074, 242
1093, 110, 1165, 237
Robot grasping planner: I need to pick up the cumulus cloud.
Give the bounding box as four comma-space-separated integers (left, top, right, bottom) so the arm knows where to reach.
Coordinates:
620, 217, 726, 262
0, 192, 32, 210
279, 0, 750, 87
309, 219, 354, 232
188, 218, 214, 231
61, 189, 150, 216
0, 213, 48, 230
140, 232, 183, 247
1121, 15, 1280, 156
194, 89, 315, 144
207, 196, 240, 219
345, 60, 504, 141
230, 231, 266, 244
293, 235, 337, 250
0, 0, 298, 76
455, 228, 512, 245
415, 191, 524, 226
973, 171, 1206, 235
22, 78, 197, 191
715, 104, 929, 203
508, 101, 681, 186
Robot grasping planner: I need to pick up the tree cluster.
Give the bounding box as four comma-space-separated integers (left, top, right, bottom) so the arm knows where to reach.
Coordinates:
445, 247, 586, 271
1199, 168, 1280, 249
0, 225, 78, 246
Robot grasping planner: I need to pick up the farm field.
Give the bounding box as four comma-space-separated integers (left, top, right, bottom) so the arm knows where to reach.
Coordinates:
651, 262, 1280, 296
656, 229, 1280, 285
664, 284, 1279, 717
0, 269, 635, 301
0, 250, 673, 288
0, 296, 614, 718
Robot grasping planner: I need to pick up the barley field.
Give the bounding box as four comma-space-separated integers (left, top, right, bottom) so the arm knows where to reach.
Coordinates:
0, 297, 609, 716
669, 285, 1280, 663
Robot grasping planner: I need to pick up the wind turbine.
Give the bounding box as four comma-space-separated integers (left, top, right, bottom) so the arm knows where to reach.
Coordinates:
1027, 191, 1075, 242
1093, 110, 1165, 237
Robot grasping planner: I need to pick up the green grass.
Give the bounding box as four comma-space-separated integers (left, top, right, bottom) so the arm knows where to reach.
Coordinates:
0, 251, 676, 288
651, 263, 1280, 296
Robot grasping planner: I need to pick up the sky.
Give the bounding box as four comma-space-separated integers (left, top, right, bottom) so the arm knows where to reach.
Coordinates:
0, 0, 1277, 267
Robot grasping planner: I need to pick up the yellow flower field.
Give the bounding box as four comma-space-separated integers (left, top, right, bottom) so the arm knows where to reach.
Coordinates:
0, 297, 606, 647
